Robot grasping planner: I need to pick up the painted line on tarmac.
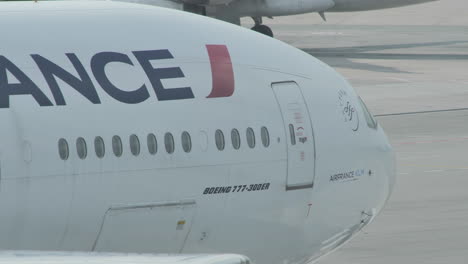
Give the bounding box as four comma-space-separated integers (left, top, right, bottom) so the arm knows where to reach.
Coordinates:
396, 136, 468, 145
375, 108, 468, 117
307, 53, 468, 60
425, 169, 444, 173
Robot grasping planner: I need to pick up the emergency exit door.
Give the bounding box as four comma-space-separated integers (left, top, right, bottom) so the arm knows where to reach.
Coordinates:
272, 82, 316, 190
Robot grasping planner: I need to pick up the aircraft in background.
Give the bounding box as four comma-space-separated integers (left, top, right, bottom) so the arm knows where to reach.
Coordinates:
112, 0, 437, 36
0, 1, 395, 264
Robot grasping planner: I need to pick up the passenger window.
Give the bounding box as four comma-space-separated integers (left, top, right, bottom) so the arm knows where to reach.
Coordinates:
358, 97, 378, 129
147, 133, 158, 155
76, 137, 87, 160
165, 133, 175, 154
58, 138, 69, 160
231, 129, 241, 150
288, 124, 296, 145
94, 136, 105, 158
181, 131, 192, 153
130, 134, 140, 156
215, 129, 225, 151
112, 135, 123, 157
246, 127, 256, 148
261, 127, 270, 147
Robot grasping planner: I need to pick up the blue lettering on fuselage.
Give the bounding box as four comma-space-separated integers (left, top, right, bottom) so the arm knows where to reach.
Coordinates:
0, 55, 54, 108
0, 49, 194, 108
91, 51, 150, 104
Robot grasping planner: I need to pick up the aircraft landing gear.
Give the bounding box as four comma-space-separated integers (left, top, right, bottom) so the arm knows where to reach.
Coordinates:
251, 17, 273, 37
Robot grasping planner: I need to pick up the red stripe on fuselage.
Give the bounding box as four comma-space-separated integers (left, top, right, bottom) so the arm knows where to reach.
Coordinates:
206, 45, 234, 98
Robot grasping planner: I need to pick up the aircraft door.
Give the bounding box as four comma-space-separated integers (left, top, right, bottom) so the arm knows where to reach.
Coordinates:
272, 82, 316, 190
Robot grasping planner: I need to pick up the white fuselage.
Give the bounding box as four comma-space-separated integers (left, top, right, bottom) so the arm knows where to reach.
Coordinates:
113, 0, 437, 24
330, 0, 437, 11
144, 0, 438, 23
0, 2, 395, 264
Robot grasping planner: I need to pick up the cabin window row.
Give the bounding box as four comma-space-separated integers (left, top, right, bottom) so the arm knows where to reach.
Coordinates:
58, 127, 270, 160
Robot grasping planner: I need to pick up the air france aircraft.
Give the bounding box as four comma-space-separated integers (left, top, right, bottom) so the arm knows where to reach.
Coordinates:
113, 0, 437, 36
0, 2, 395, 264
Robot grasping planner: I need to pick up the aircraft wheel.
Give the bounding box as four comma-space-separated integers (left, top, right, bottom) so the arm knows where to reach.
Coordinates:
251, 24, 274, 37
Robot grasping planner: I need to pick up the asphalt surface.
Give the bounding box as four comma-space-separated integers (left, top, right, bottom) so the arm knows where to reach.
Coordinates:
242, 0, 468, 263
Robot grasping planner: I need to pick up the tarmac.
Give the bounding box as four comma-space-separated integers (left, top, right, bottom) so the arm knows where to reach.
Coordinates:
243, 0, 468, 263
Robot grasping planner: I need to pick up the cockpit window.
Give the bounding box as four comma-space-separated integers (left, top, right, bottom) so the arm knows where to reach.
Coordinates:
358, 97, 378, 129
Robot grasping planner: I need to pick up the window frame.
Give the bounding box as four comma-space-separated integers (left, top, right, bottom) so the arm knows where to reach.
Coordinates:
58, 138, 69, 160
215, 129, 225, 151
147, 133, 158, 155
246, 127, 256, 149
76, 137, 87, 160
129, 134, 141, 156
181, 131, 192, 153
261, 126, 270, 148
231, 129, 241, 150
112, 135, 123, 157
94, 136, 105, 159
165, 132, 175, 154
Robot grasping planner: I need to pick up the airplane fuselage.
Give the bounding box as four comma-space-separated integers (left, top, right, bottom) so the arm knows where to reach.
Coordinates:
0, 3, 395, 264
